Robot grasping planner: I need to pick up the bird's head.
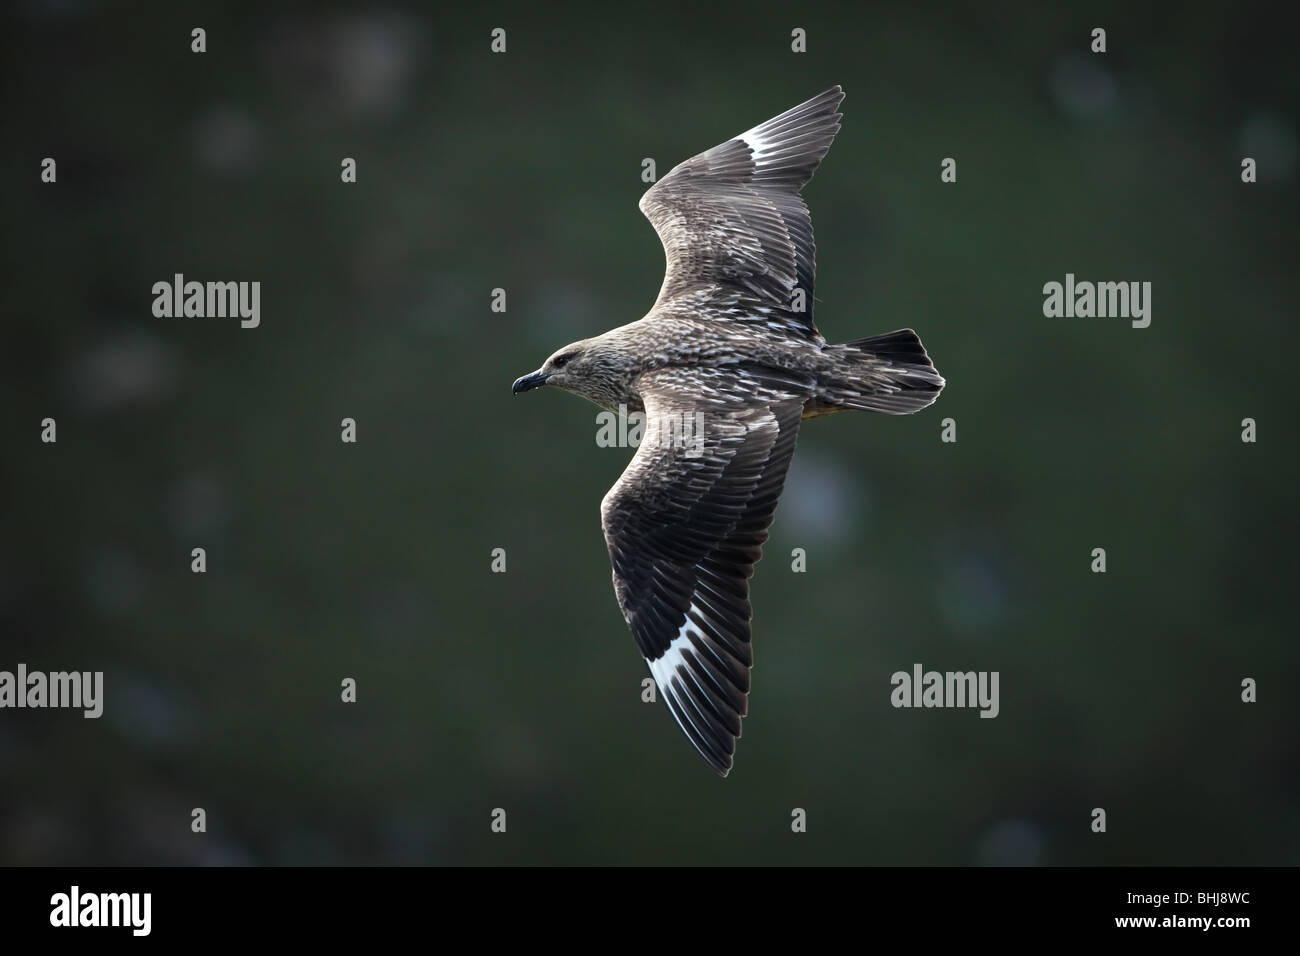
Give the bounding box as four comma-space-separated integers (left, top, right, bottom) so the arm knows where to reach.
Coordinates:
512, 336, 636, 410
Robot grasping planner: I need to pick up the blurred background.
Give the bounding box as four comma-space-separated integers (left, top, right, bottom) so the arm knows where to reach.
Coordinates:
1, 1, 1297, 865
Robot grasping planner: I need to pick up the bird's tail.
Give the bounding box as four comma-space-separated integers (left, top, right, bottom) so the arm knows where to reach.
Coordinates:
816, 328, 945, 415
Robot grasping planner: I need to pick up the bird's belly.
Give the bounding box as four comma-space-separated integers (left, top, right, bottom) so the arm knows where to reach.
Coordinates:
800, 400, 845, 421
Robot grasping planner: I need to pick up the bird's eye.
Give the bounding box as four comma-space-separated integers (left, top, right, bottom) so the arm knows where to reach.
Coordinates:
554, 354, 570, 368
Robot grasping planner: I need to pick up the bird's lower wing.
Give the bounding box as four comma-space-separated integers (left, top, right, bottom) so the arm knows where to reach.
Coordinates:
600, 375, 804, 775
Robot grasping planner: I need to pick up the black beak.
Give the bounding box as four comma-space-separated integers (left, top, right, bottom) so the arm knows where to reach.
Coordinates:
512, 370, 549, 394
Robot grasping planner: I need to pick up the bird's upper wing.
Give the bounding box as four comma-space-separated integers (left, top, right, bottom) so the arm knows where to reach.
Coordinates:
600, 368, 806, 775
639, 86, 845, 339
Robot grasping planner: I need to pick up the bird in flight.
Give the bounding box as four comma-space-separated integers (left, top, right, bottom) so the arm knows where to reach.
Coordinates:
512, 87, 944, 776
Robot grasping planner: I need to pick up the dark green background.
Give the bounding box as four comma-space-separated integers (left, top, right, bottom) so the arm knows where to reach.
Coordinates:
2, 2, 1296, 865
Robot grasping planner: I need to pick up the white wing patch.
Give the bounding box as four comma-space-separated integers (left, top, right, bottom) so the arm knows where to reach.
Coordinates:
646, 603, 727, 749
739, 129, 781, 166
646, 604, 705, 697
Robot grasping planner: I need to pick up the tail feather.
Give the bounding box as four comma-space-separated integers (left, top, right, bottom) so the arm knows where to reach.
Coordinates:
818, 328, 944, 416
845, 328, 937, 368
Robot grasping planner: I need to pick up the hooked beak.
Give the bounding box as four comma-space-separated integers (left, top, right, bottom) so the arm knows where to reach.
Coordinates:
511, 369, 549, 394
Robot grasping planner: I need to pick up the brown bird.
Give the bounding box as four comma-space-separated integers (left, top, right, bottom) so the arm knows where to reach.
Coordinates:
512, 86, 944, 775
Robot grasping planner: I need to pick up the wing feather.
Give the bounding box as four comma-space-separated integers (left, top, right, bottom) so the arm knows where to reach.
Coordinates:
639, 87, 845, 338
600, 373, 804, 775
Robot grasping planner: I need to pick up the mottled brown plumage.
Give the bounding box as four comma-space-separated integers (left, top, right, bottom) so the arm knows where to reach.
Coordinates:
512, 86, 944, 775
